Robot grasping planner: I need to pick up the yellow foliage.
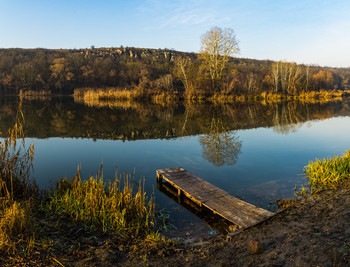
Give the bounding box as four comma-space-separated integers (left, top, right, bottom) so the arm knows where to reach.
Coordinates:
0, 201, 29, 255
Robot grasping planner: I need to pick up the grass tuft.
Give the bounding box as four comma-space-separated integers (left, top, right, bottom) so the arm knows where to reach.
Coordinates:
304, 150, 350, 193
45, 169, 156, 236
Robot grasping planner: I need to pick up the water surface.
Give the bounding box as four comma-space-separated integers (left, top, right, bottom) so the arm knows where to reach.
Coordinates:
1, 97, 350, 238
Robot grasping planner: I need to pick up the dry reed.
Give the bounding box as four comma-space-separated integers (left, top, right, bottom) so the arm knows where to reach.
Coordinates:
46, 168, 156, 236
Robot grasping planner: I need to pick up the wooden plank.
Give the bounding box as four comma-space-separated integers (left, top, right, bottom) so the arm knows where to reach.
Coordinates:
156, 168, 276, 229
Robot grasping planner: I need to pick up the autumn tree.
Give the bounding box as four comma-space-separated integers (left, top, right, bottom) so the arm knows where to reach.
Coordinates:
312, 70, 334, 91
50, 58, 74, 89
199, 27, 239, 83
270, 61, 302, 94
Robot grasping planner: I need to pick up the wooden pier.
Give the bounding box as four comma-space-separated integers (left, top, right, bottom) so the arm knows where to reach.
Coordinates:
156, 167, 276, 229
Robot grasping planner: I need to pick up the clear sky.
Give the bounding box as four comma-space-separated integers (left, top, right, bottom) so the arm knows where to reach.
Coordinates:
0, 0, 349, 67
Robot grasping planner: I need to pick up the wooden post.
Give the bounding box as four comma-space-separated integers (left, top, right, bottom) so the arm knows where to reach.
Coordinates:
156, 171, 162, 189
177, 188, 182, 203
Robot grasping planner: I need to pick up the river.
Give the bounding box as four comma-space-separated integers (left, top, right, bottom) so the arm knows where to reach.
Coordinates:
1, 96, 350, 238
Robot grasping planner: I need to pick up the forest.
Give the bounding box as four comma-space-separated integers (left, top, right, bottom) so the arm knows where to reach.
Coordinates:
0, 46, 350, 100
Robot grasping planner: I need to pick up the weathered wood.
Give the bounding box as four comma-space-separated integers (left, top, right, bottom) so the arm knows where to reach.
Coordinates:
156, 167, 276, 229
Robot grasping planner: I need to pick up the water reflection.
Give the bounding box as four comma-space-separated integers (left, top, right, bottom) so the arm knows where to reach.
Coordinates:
199, 118, 242, 167
157, 180, 233, 234
272, 102, 303, 134
0, 97, 350, 141
1, 96, 350, 235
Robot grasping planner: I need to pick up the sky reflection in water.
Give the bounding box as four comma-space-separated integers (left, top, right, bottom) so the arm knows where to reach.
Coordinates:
1, 98, 350, 235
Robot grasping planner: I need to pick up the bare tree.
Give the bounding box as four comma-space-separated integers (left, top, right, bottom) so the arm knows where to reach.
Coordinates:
271, 61, 302, 94
271, 62, 280, 93
200, 27, 239, 82
175, 57, 190, 92
245, 73, 257, 93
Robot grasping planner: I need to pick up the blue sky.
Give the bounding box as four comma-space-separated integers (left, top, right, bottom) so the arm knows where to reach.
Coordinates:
0, 0, 349, 67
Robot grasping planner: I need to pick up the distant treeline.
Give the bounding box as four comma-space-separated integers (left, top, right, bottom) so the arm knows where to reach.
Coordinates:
0, 47, 349, 97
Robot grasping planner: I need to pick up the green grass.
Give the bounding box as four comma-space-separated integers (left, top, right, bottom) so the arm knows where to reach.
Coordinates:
45, 169, 156, 236
0, 102, 169, 265
0, 102, 36, 257
304, 149, 350, 193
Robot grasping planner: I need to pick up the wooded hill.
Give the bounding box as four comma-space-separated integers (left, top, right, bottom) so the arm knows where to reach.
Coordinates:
0, 47, 349, 96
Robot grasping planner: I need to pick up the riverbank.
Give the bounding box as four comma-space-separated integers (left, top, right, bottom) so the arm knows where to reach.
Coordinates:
73, 87, 350, 106
144, 188, 350, 266
2, 187, 348, 266
1, 104, 350, 266
2, 169, 349, 266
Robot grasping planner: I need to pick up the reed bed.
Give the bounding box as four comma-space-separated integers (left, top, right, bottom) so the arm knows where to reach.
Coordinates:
74, 87, 141, 101
19, 90, 52, 101
0, 102, 165, 264
46, 169, 156, 236
74, 87, 178, 108
0, 201, 32, 255
304, 150, 350, 193
0, 102, 35, 256
74, 96, 142, 110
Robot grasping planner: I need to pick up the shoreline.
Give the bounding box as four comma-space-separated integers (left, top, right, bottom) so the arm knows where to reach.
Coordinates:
4, 88, 349, 104
1, 100, 350, 266
2, 188, 348, 266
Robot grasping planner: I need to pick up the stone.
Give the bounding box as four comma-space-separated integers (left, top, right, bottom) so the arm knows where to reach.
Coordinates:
247, 240, 262, 255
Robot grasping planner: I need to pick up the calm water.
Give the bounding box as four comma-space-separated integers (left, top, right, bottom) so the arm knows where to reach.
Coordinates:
1, 97, 350, 238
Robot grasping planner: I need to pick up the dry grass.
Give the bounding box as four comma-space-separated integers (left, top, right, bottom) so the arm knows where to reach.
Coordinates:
0, 201, 31, 255
74, 96, 142, 110
74, 87, 141, 101
0, 101, 171, 265
74, 87, 178, 108
0, 101, 36, 257
46, 168, 156, 236
0, 102, 34, 199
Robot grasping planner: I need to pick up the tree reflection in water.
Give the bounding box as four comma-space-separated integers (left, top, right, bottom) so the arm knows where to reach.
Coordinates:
199, 118, 242, 167
272, 102, 304, 134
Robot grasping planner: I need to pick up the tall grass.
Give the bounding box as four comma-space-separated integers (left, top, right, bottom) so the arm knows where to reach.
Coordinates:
74, 87, 141, 101
304, 150, 350, 193
0, 102, 35, 255
0, 101, 167, 264
74, 87, 178, 107
46, 168, 156, 236
0, 201, 31, 255
0, 102, 34, 199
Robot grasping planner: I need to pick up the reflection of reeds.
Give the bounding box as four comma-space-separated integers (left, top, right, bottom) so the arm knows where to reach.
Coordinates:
74, 87, 140, 101
19, 90, 52, 101
73, 87, 177, 108
207, 90, 350, 105
297, 90, 349, 104
74, 96, 142, 110
151, 93, 177, 107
